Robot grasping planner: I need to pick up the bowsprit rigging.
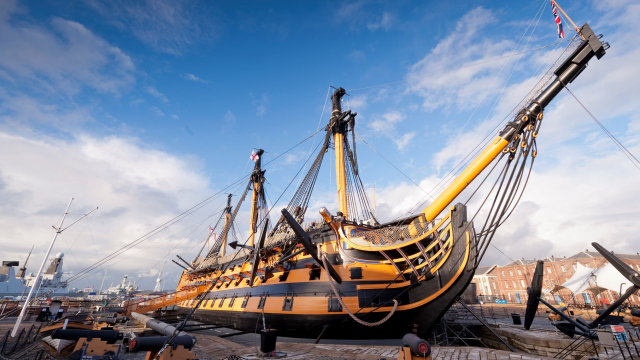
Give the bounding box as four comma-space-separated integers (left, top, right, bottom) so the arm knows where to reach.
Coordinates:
124, 22, 609, 340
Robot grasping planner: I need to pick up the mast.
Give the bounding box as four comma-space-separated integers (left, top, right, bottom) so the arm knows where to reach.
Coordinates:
220, 194, 233, 256
17, 246, 34, 279
99, 269, 108, 294
12, 198, 73, 337
421, 23, 606, 221
248, 149, 265, 247
330, 87, 349, 219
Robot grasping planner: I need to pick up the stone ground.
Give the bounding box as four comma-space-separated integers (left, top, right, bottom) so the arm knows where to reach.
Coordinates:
3, 310, 637, 360
189, 332, 559, 360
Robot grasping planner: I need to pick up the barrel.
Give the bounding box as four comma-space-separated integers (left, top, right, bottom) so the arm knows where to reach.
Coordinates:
128, 336, 195, 352
51, 329, 120, 344
260, 329, 278, 353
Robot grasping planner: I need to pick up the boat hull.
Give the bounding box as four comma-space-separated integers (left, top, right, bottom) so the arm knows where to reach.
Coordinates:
176, 206, 477, 340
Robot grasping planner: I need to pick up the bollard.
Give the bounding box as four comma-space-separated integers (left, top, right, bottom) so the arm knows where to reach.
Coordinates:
260, 328, 278, 354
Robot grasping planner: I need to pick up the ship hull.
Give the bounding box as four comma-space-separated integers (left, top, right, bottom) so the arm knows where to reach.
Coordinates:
176, 209, 477, 340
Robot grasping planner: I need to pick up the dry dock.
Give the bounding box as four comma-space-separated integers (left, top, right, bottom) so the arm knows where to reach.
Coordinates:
189, 332, 559, 360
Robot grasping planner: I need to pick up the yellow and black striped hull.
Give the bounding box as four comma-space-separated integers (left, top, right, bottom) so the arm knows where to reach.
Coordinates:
176, 204, 477, 339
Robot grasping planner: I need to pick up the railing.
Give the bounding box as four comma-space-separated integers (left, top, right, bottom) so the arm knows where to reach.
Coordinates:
0, 323, 43, 357
348, 213, 450, 250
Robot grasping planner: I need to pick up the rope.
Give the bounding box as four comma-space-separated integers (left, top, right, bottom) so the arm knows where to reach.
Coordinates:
564, 86, 640, 171
354, 130, 436, 200
317, 244, 398, 327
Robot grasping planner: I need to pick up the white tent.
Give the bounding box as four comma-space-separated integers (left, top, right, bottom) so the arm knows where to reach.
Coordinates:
552, 262, 596, 295
551, 262, 631, 296
589, 263, 631, 293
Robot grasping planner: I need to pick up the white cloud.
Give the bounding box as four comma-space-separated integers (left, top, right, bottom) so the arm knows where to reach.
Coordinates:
0, 132, 215, 289
348, 94, 368, 110
405, 7, 516, 111
347, 50, 366, 62
138, 268, 159, 278
130, 98, 144, 107
151, 106, 164, 117
368, 111, 415, 150
0, 93, 94, 131
86, 0, 215, 55
145, 86, 169, 103
283, 152, 304, 165
0, 0, 135, 95
182, 73, 209, 83
367, 12, 393, 31
171, 114, 179, 119
252, 93, 269, 116
393, 132, 416, 151
223, 110, 236, 124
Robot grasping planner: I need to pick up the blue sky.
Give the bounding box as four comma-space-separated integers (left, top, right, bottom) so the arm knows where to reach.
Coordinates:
1, 0, 638, 290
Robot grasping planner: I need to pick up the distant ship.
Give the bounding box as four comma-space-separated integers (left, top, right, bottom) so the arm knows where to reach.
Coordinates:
104, 275, 139, 296
0, 252, 69, 297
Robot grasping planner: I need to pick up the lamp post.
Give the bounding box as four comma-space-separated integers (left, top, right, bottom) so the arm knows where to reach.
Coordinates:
618, 282, 627, 314
590, 274, 604, 310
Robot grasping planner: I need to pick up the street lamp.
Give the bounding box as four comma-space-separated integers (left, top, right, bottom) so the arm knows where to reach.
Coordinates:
590, 274, 604, 309
619, 282, 627, 314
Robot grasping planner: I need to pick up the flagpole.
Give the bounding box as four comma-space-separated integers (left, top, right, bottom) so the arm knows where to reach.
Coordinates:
11, 198, 73, 337
551, 0, 586, 40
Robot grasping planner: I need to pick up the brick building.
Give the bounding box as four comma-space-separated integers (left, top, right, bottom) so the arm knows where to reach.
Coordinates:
472, 265, 501, 300
473, 250, 640, 305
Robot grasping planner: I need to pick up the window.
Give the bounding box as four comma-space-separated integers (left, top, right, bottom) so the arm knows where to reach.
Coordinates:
551, 279, 557, 285
492, 283, 497, 291
502, 271, 505, 276
512, 281, 516, 288
505, 281, 509, 288
257, 294, 267, 309
545, 279, 550, 287
508, 293, 512, 300
517, 270, 522, 276
547, 267, 552, 273
509, 271, 513, 276
561, 266, 566, 272
241, 294, 250, 309
520, 280, 526, 287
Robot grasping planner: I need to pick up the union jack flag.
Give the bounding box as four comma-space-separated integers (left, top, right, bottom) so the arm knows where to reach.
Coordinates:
250, 150, 259, 161
550, 1, 565, 39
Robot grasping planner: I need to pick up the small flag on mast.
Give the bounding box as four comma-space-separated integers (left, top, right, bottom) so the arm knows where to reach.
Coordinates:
250, 150, 260, 161
550, 1, 565, 39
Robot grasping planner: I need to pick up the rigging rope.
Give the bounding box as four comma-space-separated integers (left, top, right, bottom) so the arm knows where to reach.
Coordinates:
354, 130, 435, 200
564, 86, 640, 171
395, 35, 581, 222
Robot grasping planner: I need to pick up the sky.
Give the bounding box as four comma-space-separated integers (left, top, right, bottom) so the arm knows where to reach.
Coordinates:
0, 0, 638, 291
